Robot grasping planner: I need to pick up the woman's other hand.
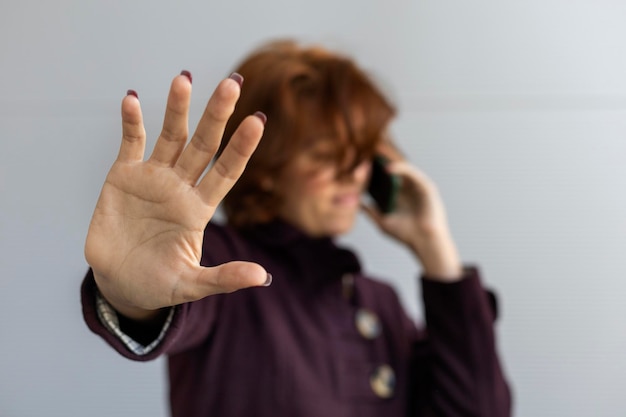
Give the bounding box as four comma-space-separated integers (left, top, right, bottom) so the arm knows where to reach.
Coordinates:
362, 142, 463, 282
84, 72, 269, 321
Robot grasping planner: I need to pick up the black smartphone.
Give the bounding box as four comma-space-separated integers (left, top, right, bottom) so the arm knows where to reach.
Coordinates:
367, 156, 401, 214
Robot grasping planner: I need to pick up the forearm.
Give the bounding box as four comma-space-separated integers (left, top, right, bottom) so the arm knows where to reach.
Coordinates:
419, 270, 511, 416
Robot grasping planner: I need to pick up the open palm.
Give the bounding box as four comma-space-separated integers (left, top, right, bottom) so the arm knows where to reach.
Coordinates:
84, 73, 268, 321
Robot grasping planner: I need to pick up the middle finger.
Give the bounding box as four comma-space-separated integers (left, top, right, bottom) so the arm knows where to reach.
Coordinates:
175, 73, 243, 184
149, 72, 193, 166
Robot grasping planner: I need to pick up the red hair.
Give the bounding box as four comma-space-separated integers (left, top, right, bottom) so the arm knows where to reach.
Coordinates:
220, 40, 396, 229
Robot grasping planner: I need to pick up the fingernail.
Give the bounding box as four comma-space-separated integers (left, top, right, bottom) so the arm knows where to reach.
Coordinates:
180, 70, 192, 84
254, 111, 267, 125
229, 72, 244, 88
263, 273, 273, 287
126, 89, 138, 98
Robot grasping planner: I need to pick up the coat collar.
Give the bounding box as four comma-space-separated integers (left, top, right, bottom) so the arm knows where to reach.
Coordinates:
241, 219, 362, 285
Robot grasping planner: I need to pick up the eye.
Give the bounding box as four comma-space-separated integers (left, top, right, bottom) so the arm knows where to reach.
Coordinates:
305, 141, 338, 164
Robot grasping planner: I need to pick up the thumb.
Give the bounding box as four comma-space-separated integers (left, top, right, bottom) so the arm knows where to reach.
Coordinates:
180, 261, 271, 303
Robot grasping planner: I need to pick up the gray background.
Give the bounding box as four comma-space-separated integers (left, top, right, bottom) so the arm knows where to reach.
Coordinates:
1, 0, 625, 416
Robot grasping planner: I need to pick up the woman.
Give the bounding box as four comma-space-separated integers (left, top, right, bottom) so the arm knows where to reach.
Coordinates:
82, 40, 511, 416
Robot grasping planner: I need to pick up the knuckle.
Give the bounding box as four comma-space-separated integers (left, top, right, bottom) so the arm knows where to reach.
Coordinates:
123, 131, 143, 143
205, 103, 231, 124
190, 131, 219, 155
206, 83, 238, 122
226, 137, 251, 159
213, 158, 240, 181
160, 125, 187, 143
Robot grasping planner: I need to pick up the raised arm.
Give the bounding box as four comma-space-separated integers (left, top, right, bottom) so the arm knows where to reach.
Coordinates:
363, 142, 511, 415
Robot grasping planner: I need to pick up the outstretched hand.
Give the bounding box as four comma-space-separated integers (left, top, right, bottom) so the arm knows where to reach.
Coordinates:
84, 72, 269, 321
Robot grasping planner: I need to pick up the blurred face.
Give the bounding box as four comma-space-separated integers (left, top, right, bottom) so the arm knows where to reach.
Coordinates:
274, 138, 372, 237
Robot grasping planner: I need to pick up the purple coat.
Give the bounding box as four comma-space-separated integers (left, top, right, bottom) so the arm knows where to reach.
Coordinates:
81, 220, 511, 417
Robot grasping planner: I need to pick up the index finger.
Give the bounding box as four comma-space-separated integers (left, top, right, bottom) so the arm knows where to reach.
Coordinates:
197, 112, 266, 206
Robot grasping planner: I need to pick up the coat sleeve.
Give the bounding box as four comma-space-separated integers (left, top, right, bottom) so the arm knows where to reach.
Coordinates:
408, 267, 512, 417
80, 222, 243, 361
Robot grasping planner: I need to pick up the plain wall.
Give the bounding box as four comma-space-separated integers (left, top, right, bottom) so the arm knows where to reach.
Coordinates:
1, 1, 625, 416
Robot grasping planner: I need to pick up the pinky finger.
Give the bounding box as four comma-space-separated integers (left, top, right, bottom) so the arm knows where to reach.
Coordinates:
118, 90, 147, 163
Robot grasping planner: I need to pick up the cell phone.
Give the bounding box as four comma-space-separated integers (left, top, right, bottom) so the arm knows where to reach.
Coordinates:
367, 156, 401, 214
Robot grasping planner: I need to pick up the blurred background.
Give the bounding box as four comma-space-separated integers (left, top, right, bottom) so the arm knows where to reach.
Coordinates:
1, 0, 625, 416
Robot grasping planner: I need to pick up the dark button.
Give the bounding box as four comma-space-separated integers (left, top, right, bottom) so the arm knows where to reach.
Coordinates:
370, 364, 395, 398
355, 308, 381, 340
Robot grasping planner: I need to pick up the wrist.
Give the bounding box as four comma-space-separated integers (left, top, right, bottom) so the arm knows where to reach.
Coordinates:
408, 231, 463, 282
92, 270, 164, 322
108, 301, 167, 324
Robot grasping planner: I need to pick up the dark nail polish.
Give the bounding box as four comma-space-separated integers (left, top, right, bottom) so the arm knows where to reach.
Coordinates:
180, 70, 192, 84
254, 111, 267, 125
126, 89, 138, 98
263, 273, 273, 287
229, 72, 244, 88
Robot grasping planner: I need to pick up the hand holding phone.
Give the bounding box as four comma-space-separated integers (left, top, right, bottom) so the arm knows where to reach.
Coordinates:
367, 156, 401, 214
